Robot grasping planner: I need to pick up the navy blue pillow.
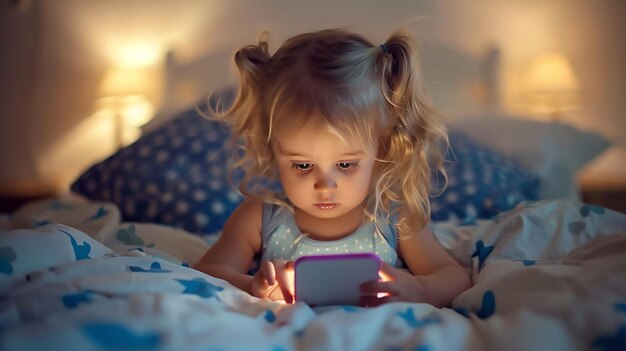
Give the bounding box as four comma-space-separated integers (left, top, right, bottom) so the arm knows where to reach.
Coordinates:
72, 106, 243, 236
430, 131, 540, 221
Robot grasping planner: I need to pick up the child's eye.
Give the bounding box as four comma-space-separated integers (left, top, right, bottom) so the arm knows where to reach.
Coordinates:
337, 161, 359, 172
291, 162, 314, 172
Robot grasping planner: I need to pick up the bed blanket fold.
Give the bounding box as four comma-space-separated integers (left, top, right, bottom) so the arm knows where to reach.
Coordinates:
1, 199, 625, 351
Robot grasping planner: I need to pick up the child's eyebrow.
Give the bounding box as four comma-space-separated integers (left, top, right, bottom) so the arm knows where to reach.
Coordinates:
282, 151, 366, 158
276, 143, 365, 158
340, 151, 366, 157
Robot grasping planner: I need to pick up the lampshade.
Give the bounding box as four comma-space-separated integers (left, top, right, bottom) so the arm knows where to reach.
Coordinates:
97, 65, 157, 147
99, 66, 155, 98
524, 52, 581, 117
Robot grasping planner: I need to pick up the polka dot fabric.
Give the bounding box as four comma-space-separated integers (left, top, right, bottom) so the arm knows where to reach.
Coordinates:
430, 132, 540, 221
71, 106, 243, 236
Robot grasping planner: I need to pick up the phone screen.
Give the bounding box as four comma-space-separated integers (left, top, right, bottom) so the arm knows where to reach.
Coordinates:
294, 253, 380, 306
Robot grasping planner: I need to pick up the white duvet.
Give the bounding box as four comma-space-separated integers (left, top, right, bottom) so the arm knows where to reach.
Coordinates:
1, 197, 625, 351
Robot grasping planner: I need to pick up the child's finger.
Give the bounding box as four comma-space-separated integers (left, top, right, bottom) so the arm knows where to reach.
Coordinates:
251, 262, 278, 298
260, 260, 277, 285
274, 260, 294, 304
359, 280, 399, 296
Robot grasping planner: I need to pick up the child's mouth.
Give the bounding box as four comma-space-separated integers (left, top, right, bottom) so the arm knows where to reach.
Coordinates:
314, 203, 338, 210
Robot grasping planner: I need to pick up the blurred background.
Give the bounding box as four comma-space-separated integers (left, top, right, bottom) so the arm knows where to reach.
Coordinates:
1, 0, 624, 206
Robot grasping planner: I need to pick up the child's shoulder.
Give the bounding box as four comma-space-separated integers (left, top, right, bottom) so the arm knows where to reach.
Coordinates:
234, 197, 264, 216
220, 197, 265, 247
224, 197, 264, 229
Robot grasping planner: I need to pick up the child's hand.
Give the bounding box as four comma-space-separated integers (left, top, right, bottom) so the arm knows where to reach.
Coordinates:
250, 260, 295, 303
358, 261, 425, 307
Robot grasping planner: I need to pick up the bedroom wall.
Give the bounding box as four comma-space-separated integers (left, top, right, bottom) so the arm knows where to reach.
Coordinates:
0, 0, 624, 194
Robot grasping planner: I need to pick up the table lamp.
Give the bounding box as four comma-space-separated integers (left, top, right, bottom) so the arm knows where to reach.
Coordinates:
97, 66, 156, 148
524, 52, 581, 121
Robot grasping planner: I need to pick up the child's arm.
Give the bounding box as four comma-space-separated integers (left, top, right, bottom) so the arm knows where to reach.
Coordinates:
194, 198, 294, 301
194, 198, 262, 291
360, 207, 471, 307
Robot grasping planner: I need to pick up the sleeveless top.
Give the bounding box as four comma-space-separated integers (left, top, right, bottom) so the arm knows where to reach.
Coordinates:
260, 202, 404, 268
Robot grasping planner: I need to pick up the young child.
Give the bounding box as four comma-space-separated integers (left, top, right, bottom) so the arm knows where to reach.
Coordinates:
195, 29, 471, 307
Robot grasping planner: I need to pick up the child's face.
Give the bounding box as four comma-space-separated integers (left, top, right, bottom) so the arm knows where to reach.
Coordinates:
272, 123, 376, 220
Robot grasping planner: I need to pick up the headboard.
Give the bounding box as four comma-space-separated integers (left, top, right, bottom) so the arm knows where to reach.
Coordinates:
153, 41, 501, 126
419, 43, 501, 116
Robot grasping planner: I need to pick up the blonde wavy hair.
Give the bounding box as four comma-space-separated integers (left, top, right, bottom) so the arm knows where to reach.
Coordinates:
208, 28, 448, 236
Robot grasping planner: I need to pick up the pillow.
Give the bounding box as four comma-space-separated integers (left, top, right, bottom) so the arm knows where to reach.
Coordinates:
450, 113, 611, 201
71, 103, 243, 237
430, 132, 541, 222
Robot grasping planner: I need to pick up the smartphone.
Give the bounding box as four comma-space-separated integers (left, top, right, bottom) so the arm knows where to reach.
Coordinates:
294, 253, 381, 306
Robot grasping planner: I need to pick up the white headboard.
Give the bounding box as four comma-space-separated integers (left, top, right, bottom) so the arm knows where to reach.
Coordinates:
419, 43, 501, 116
154, 41, 501, 125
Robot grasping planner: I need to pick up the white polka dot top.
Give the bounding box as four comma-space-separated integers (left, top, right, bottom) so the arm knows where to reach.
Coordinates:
260, 202, 404, 267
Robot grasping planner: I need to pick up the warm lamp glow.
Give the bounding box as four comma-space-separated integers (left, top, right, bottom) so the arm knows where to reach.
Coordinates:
99, 66, 157, 98
524, 52, 581, 118
97, 66, 157, 147
97, 95, 155, 127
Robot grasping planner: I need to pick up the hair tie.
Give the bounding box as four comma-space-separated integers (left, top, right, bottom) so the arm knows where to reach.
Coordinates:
380, 44, 390, 54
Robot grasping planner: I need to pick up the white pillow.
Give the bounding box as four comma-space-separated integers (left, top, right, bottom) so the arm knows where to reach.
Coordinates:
450, 113, 611, 201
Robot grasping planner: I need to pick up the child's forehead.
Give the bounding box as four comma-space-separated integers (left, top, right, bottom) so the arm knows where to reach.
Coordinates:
274, 122, 374, 155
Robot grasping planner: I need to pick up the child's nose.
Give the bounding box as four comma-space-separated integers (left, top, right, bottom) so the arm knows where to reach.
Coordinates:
314, 172, 337, 192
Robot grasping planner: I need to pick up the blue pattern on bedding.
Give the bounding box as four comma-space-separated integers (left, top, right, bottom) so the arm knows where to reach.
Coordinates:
83, 323, 162, 349
471, 240, 494, 271
129, 262, 172, 273
83, 206, 109, 223
592, 304, 626, 350
265, 309, 277, 323
62, 290, 93, 308
116, 225, 145, 246
592, 325, 626, 351
175, 277, 224, 298
0, 246, 16, 275
476, 290, 496, 319
452, 290, 496, 320
341, 306, 360, 313
581, 204, 605, 217
60, 229, 92, 260
396, 308, 441, 328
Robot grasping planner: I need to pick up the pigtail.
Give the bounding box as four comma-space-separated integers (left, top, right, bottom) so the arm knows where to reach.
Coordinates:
207, 33, 280, 200
375, 32, 449, 236
228, 33, 271, 133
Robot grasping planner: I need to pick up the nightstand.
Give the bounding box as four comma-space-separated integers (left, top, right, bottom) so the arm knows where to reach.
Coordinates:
0, 180, 59, 213
577, 145, 626, 214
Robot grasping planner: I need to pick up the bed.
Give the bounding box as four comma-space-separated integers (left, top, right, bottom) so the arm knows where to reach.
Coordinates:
1, 41, 623, 351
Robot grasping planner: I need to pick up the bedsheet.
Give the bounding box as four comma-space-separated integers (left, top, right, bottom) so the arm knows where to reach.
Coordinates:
1, 199, 625, 351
